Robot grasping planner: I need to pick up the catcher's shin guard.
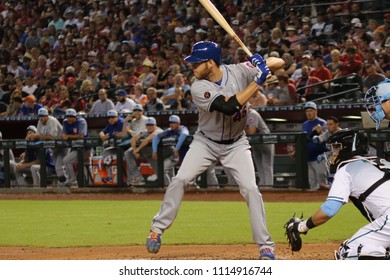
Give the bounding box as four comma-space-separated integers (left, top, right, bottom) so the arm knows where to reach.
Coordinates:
357, 244, 390, 260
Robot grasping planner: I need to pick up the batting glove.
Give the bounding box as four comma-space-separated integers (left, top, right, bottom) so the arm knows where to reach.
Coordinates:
254, 64, 271, 85
249, 53, 265, 69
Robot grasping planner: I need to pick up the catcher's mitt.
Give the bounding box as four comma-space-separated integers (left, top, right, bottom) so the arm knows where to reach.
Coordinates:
284, 214, 304, 252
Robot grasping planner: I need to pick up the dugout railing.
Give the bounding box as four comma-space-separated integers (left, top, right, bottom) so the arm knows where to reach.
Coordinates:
0, 132, 310, 189
3, 129, 388, 189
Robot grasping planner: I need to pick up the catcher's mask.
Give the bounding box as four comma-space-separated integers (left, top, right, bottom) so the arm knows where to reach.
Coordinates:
364, 78, 390, 130
325, 129, 369, 173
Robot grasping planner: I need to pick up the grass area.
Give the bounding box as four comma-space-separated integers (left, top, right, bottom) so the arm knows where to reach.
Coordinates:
0, 200, 367, 247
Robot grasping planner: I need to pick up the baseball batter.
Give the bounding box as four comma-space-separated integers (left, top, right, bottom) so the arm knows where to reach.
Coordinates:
286, 129, 390, 259
146, 41, 281, 260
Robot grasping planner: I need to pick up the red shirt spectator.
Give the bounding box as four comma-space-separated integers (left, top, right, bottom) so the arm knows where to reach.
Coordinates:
339, 47, 363, 76
310, 54, 332, 82
295, 66, 323, 97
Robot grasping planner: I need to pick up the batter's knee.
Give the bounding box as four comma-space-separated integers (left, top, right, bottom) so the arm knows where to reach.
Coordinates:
172, 173, 192, 187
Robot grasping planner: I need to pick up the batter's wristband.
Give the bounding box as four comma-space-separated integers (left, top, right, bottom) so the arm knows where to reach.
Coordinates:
306, 217, 316, 229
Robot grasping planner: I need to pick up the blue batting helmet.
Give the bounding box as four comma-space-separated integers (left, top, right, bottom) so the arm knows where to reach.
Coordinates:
184, 41, 222, 66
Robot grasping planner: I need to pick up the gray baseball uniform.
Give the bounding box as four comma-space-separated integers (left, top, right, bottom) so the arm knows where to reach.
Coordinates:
246, 109, 275, 186
37, 116, 68, 178
124, 127, 167, 182
150, 63, 274, 250
128, 115, 148, 137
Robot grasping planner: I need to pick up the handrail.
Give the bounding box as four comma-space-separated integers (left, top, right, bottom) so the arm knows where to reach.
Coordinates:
295, 73, 358, 92
0, 133, 309, 189
289, 0, 377, 9
302, 87, 361, 104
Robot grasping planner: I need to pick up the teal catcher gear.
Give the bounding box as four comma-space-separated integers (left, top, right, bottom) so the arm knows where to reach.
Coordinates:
364, 78, 390, 130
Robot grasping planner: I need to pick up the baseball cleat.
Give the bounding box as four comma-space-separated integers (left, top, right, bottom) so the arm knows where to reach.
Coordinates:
146, 231, 162, 254
259, 248, 275, 260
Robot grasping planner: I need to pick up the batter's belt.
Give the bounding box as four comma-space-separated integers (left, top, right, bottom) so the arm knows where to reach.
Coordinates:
200, 131, 243, 145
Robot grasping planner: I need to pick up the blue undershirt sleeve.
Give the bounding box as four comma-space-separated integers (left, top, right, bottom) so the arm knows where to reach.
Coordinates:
320, 200, 344, 217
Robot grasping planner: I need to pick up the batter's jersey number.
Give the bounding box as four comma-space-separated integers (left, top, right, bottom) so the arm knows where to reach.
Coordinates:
233, 106, 248, 122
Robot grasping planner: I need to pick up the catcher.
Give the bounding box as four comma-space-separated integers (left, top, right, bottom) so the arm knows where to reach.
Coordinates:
285, 129, 390, 259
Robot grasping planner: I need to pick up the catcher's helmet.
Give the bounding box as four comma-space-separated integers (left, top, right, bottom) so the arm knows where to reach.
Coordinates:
325, 129, 369, 173
364, 78, 390, 130
184, 41, 222, 66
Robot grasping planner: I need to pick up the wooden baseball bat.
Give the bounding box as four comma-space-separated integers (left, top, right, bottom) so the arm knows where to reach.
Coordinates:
198, 0, 284, 74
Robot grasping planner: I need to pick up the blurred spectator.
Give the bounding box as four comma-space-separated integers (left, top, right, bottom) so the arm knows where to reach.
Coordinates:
48, 10, 65, 31
161, 73, 190, 107
121, 62, 139, 87
61, 109, 92, 188
339, 47, 363, 77
245, 108, 274, 187
138, 59, 157, 89
378, 53, 390, 78
363, 63, 386, 93
15, 125, 55, 187
326, 48, 343, 78
234, 47, 247, 63
301, 102, 328, 191
95, 74, 116, 100
78, 79, 94, 113
323, 8, 342, 41
155, 56, 172, 90
376, 13, 390, 37
295, 65, 323, 101
281, 52, 297, 77
310, 53, 332, 91
99, 110, 124, 184
133, 82, 148, 106
313, 116, 342, 144
7, 57, 25, 79
274, 69, 296, 105
367, 19, 380, 37
21, 95, 42, 116
263, 75, 280, 105
285, 25, 301, 50
124, 117, 163, 186
151, 115, 189, 185
310, 13, 326, 41
30, 108, 68, 186
52, 85, 71, 115
323, 41, 339, 65
122, 104, 148, 138
38, 85, 58, 112
87, 66, 100, 91
115, 89, 136, 113
145, 87, 165, 112
291, 52, 314, 82
270, 27, 283, 49
249, 90, 267, 109
369, 30, 385, 52
90, 88, 115, 115
5, 90, 23, 116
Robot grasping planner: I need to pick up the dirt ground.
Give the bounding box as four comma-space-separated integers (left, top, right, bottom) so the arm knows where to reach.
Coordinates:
0, 188, 339, 260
